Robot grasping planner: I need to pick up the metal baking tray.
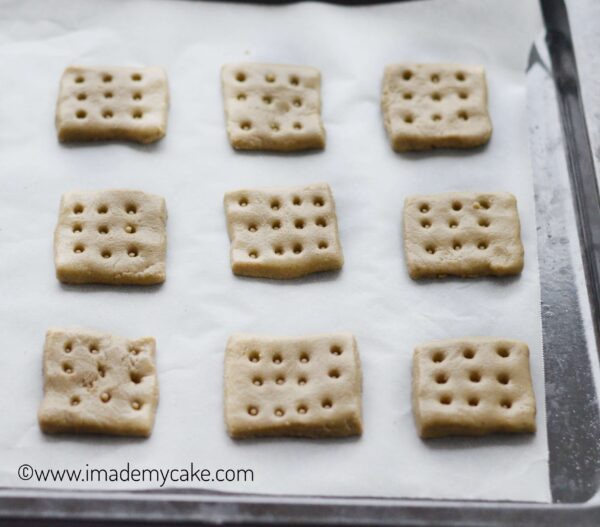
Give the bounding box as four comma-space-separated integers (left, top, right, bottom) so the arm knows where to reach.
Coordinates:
1, 0, 599, 524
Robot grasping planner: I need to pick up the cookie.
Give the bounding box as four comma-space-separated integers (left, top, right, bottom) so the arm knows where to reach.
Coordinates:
54, 189, 167, 285
382, 64, 492, 151
38, 328, 159, 437
56, 66, 169, 144
224, 183, 343, 279
221, 63, 325, 151
412, 337, 536, 438
224, 333, 362, 439
403, 192, 524, 279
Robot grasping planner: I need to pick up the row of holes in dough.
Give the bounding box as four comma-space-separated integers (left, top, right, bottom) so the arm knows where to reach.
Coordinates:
75, 73, 143, 84
239, 120, 304, 132
420, 218, 490, 229
63, 341, 145, 355
402, 111, 471, 124
400, 91, 469, 101
72, 245, 140, 258
251, 369, 341, 387
247, 398, 334, 417
434, 370, 510, 385
236, 93, 304, 107
238, 196, 325, 208
248, 345, 344, 363
419, 199, 491, 213
247, 241, 329, 258
437, 394, 515, 409
72, 204, 138, 215
70, 394, 144, 410
235, 72, 301, 85
75, 109, 144, 120
400, 70, 467, 82
72, 223, 137, 234
247, 217, 328, 232
75, 91, 143, 101
62, 360, 144, 384
431, 346, 511, 362
425, 240, 490, 254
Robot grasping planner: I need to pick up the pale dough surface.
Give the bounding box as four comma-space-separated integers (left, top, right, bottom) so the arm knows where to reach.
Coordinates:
224, 182, 343, 279
382, 63, 492, 151
221, 63, 325, 151
54, 189, 167, 285
403, 191, 524, 279
224, 333, 362, 439
56, 66, 169, 144
412, 337, 536, 438
38, 328, 159, 437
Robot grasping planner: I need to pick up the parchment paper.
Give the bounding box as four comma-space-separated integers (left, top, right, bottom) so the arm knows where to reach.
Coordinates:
0, 0, 549, 502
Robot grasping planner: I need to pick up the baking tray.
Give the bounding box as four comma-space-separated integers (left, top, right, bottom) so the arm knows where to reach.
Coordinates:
1, 0, 599, 524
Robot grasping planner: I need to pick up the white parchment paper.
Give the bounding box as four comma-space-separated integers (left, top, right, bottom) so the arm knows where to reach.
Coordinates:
0, 0, 549, 502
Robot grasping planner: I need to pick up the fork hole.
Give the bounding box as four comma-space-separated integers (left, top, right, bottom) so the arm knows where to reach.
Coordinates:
497, 347, 510, 358
497, 373, 510, 385
468, 397, 479, 407
432, 351, 445, 363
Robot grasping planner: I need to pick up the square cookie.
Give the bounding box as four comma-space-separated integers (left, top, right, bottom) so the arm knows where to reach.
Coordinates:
221, 63, 325, 151
403, 192, 524, 279
224, 183, 343, 279
38, 328, 159, 437
56, 66, 169, 144
224, 333, 362, 439
382, 63, 492, 151
54, 189, 167, 285
412, 337, 536, 438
